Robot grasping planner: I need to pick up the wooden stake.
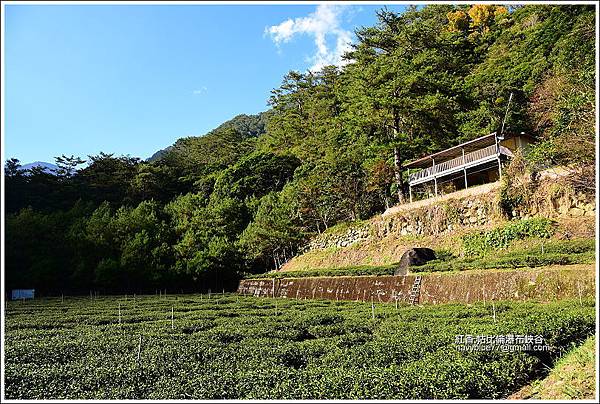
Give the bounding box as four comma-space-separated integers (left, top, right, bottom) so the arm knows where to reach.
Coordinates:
395, 297, 398, 310
578, 281, 583, 306
483, 286, 486, 307
371, 297, 375, 320
171, 306, 174, 330
492, 300, 497, 323
118, 302, 121, 325
137, 335, 142, 363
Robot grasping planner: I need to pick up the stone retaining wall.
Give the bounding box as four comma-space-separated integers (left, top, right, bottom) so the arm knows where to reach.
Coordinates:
304, 181, 595, 252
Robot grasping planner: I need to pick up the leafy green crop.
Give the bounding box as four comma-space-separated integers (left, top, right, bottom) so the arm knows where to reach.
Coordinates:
462, 218, 556, 256
246, 264, 398, 279
4, 294, 595, 399
418, 238, 594, 273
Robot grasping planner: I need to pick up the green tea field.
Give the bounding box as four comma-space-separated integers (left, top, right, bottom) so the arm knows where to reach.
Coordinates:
3, 294, 595, 399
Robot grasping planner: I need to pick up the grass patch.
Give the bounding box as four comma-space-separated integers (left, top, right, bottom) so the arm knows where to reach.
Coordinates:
321, 220, 368, 236
512, 336, 596, 399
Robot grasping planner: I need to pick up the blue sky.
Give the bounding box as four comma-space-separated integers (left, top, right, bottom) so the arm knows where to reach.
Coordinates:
4, 3, 406, 164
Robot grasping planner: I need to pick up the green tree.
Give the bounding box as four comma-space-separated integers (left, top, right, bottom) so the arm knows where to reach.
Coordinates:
4, 159, 27, 213
54, 155, 86, 179
79, 153, 140, 206
238, 191, 304, 271
166, 194, 247, 290
211, 151, 301, 201
346, 6, 465, 203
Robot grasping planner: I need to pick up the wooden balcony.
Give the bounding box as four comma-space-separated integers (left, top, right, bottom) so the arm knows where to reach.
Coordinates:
408, 144, 513, 186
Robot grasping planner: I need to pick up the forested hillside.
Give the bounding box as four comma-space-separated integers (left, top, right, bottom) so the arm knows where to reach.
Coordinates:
5, 5, 595, 294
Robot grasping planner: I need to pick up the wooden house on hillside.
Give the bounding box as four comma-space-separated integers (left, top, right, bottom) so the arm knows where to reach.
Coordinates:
405, 132, 535, 202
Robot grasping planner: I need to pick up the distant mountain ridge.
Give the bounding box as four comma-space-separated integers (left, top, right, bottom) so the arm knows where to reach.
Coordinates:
19, 161, 59, 174
16, 111, 270, 170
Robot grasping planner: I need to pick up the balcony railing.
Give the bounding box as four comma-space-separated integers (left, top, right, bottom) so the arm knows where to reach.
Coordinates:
408, 144, 505, 185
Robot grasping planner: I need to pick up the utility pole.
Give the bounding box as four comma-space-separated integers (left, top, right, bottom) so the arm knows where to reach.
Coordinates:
500, 92, 513, 137
497, 92, 513, 178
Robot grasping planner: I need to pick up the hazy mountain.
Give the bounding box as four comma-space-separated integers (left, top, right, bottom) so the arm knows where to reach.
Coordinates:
19, 161, 59, 174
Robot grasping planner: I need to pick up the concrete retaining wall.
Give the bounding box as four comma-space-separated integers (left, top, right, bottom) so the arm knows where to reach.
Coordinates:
237, 267, 595, 304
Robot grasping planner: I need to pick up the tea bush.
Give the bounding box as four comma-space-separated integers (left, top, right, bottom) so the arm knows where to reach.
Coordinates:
4, 294, 595, 399
246, 264, 397, 279
462, 218, 556, 256
417, 239, 594, 272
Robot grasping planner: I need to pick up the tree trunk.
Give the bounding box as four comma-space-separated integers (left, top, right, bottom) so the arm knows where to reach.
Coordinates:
392, 110, 406, 205
393, 147, 405, 205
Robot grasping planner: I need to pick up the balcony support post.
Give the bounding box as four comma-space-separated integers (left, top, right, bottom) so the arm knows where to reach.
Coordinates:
409, 184, 413, 203
495, 133, 502, 178
462, 148, 468, 189
432, 158, 438, 197
497, 156, 502, 178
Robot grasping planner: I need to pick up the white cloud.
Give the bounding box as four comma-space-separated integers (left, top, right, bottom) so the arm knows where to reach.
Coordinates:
265, 5, 354, 72
192, 86, 208, 95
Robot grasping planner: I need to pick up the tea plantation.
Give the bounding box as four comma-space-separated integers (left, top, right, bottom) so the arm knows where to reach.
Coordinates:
4, 294, 595, 399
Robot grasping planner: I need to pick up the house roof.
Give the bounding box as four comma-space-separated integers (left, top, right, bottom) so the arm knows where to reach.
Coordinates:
404, 132, 533, 169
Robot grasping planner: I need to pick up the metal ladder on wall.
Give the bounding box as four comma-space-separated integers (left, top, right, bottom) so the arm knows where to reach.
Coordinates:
408, 276, 422, 306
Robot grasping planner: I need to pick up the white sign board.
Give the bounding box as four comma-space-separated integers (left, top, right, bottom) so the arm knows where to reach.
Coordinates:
12, 289, 35, 300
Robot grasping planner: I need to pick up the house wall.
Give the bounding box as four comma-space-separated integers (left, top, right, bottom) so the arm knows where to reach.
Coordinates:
500, 137, 517, 150
501, 135, 533, 153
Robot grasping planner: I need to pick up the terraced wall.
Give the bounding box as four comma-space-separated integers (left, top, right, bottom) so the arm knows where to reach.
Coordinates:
237, 267, 595, 304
